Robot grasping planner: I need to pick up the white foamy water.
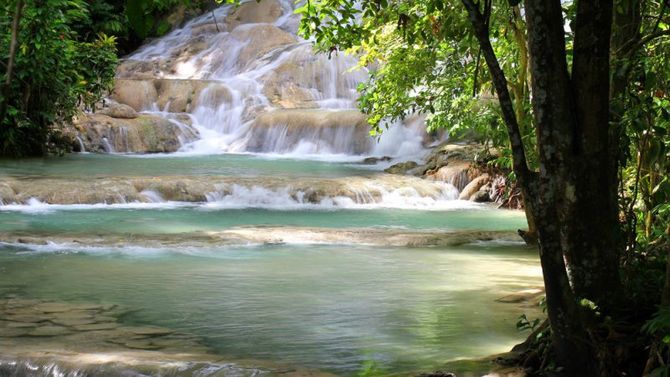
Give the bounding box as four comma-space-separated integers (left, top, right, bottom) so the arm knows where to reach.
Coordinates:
0, 184, 482, 213
119, 0, 436, 159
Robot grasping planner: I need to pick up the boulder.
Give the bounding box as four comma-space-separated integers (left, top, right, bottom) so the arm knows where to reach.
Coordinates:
228, 24, 297, 69
361, 156, 392, 165
115, 60, 159, 80
458, 174, 490, 200
471, 189, 491, 202
0, 183, 16, 204
225, 0, 284, 29
155, 79, 197, 112
384, 161, 419, 175
98, 103, 138, 119
426, 161, 473, 191
111, 79, 158, 111
74, 113, 198, 153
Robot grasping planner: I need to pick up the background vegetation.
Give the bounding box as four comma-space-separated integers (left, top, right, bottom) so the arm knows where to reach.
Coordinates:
0, 0, 211, 157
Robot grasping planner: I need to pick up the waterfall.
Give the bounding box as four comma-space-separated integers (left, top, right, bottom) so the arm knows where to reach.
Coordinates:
116, 0, 436, 159
101, 137, 114, 153
75, 134, 86, 153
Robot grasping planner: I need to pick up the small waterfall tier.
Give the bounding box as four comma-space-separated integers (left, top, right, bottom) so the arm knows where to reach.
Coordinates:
106, 0, 432, 158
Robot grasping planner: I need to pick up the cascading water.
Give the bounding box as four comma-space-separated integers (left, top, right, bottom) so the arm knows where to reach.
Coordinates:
0, 1, 542, 376
118, 0, 433, 159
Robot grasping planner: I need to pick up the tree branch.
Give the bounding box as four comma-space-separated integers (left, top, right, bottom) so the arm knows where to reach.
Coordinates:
460, 0, 530, 183
619, 29, 670, 57
0, 0, 25, 123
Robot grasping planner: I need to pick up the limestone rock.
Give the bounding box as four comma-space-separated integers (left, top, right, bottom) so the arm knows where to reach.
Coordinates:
191, 83, 233, 109
427, 161, 473, 191
247, 109, 371, 154
28, 325, 72, 337
228, 24, 297, 70
74, 322, 120, 331
75, 113, 198, 153
34, 302, 77, 313
458, 174, 490, 200
361, 156, 392, 165
156, 80, 191, 112
111, 79, 158, 111
0, 327, 33, 337
0, 183, 16, 204
225, 0, 284, 29
260, 45, 362, 109
115, 60, 159, 80
471, 189, 491, 202
384, 161, 419, 175
98, 103, 138, 119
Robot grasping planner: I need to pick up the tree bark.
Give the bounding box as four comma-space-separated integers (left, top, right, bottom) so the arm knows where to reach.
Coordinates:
522, 2, 600, 373
569, 0, 622, 307
461, 1, 593, 372
0, 0, 25, 123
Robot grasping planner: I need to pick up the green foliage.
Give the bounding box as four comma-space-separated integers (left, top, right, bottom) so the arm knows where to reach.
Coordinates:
516, 313, 540, 332
125, 0, 208, 39
0, 0, 118, 156
295, 0, 538, 173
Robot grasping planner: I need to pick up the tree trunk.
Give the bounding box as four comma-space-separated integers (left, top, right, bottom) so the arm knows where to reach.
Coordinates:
462, 0, 624, 374
0, 0, 25, 123
569, 0, 622, 307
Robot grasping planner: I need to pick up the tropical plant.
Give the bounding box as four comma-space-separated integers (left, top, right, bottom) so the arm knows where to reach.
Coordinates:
0, 0, 118, 156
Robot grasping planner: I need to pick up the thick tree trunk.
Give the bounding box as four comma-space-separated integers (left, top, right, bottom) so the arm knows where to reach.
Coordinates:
522, 1, 600, 373
463, 0, 624, 373
569, 0, 622, 307
0, 0, 24, 122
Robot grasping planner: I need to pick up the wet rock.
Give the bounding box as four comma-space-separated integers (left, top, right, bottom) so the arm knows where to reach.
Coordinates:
417, 372, 456, 377
0, 327, 33, 337
51, 317, 98, 327
0, 183, 16, 204
225, 0, 284, 29
98, 103, 138, 119
28, 325, 72, 337
5, 321, 38, 329
191, 22, 222, 37
17, 238, 47, 245
471, 190, 491, 203
115, 60, 161, 80
73, 322, 121, 331
111, 79, 158, 111
361, 156, 392, 165
228, 24, 297, 70
190, 82, 233, 109
259, 44, 362, 109
34, 302, 76, 313
154, 79, 210, 113
459, 174, 490, 200
384, 161, 418, 175
4, 314, 47, 323
426, 161, 474, 191
75, 113, 198, 153
123, 340, 164, 350
247, 109, 371, 154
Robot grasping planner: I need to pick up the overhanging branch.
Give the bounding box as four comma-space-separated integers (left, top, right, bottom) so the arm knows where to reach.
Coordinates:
460, 0, 531, 183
